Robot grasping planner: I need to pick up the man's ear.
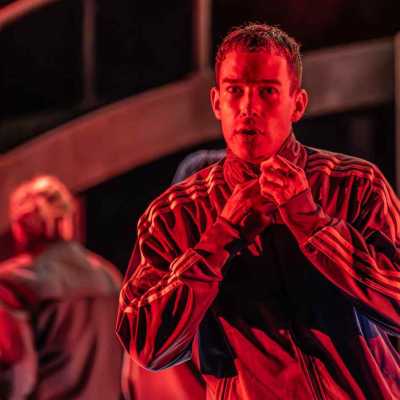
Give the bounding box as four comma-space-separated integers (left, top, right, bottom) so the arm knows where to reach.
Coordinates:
292, 88, 308, 122
210, 86, 221, 120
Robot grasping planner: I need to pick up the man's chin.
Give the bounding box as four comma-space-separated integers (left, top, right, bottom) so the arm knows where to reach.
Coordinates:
234, 150, 270, 165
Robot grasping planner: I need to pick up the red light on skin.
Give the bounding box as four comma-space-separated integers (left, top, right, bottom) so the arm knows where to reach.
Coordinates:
210, 50, 308, 165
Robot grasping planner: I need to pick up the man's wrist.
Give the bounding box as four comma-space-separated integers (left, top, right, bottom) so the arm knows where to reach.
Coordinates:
279, 189, 332, 244
194, 217, 244, 270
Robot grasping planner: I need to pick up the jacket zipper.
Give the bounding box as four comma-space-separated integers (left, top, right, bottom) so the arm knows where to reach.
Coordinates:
289, 327, 324, 400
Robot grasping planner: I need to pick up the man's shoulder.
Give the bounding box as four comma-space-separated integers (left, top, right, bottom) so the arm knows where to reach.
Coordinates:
305, 146, 380, 182
139, 161, 225, 229
85, 250, 122, 287
0, 243, 121, 303
36, 241, 121, 297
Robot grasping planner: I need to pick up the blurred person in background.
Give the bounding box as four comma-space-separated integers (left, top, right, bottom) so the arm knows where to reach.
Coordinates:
0, 175, 122, 399
117, 23, 400, 399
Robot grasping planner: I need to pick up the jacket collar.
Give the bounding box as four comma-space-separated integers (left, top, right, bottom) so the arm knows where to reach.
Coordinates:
223, 132, 308, 190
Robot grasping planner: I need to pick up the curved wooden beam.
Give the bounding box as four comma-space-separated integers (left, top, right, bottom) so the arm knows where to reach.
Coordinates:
0, 0, 60, 30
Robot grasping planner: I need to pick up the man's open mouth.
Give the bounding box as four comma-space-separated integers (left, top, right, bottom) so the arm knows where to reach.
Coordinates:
238, 128, 259, 136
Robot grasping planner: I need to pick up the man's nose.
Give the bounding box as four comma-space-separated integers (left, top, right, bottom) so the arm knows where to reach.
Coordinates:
240, 88, 257, 116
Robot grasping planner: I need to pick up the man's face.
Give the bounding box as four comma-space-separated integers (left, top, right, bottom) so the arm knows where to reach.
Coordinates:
211, 49, 308, 164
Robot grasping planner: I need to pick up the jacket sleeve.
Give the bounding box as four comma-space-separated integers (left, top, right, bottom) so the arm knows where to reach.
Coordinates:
0, 295, 37, 398
116, 208, 242, 371
279, 169, 400, 334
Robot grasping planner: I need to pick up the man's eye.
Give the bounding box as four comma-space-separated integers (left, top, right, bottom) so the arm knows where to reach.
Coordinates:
260, 87, 278, 96
227, 86, 242, 95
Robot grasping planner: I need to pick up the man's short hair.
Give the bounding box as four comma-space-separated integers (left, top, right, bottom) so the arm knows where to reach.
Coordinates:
215, 22, 303, 93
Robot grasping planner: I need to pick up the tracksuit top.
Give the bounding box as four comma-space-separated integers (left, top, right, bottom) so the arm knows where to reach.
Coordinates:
117, 134, 400, 400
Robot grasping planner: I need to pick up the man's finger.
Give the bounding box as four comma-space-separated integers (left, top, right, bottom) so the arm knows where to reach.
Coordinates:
275, 154, 302, 173
233, 178, 257, 194
233, 179, 262, 200
260, 174, 285, 187
261, 155, 298, 174
263, 167, 293, 180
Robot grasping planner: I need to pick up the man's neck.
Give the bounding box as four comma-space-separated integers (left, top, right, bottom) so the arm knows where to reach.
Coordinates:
223, 132, 308, 189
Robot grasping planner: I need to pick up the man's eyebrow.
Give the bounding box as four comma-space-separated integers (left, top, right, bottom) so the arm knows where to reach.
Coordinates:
222, 78, 282, 85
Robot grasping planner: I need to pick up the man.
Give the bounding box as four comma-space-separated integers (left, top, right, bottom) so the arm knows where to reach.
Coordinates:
117, 23, 400, 399
0, 175, 122, 399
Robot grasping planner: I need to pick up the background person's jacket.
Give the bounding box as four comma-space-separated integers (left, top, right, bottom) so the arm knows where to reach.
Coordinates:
0, 241, 122, 400
117, 134, 400, 399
